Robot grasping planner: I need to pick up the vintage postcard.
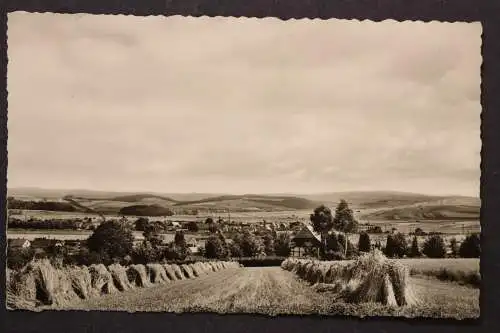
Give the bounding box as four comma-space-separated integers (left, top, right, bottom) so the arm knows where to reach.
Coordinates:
6, 12, 481, 319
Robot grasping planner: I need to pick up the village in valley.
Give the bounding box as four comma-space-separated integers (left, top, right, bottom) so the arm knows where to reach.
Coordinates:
6, 190, 480, 267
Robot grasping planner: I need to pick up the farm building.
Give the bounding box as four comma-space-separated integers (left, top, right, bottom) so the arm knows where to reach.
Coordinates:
290, 223, 322, 257
8, 238, 31, 249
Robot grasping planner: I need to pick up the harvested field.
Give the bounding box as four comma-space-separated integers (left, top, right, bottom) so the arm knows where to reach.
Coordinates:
64, 266, 478, 319
401, 258, 480, 287
7, 259, 239, 310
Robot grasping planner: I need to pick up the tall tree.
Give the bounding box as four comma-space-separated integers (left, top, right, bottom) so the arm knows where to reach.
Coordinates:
274, 233, 292, 257
422, 235, 446, 258
384, 232, 408, 258
459, 234, 480, 258
333, 200, 358, 256
87, 221, 134, 260
310, 205, 334, 259
408, 235, 421, 258
262, 233, 275, 256
450, 237, 459, 258
358, 232, 371, 253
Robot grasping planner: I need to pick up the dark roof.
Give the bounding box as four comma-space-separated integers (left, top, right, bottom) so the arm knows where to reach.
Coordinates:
292, 223, 322, 243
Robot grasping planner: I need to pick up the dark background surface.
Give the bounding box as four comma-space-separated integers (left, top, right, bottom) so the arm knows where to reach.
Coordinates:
1, 0, 499, 332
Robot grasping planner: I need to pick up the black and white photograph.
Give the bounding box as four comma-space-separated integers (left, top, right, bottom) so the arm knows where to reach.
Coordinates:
5, 12, 481, 319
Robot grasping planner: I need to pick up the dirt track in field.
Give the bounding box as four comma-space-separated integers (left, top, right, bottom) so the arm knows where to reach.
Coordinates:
67, 267, 332, 314
65, 267, 479, 318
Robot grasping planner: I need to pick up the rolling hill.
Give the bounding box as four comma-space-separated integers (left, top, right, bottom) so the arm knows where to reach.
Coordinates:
7, 187, 480, 218
300, 191, 448, 209
360, 196, 480, 221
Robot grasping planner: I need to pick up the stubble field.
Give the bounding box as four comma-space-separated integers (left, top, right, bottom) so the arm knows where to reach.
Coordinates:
62, 265, 479, 319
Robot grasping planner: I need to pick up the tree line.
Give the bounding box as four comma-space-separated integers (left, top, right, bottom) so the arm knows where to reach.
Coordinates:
7, 198, 77, 212
8, 218, 96, 230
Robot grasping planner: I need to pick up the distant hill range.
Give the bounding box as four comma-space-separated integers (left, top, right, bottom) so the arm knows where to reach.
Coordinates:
7, 187, 480, 220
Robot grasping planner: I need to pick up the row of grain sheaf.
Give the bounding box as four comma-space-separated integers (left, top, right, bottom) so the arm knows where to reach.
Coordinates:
281, 250, 419, 307
7, 260, 241, 309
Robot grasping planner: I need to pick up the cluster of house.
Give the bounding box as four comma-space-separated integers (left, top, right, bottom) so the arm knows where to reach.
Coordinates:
8, 238, 83, 256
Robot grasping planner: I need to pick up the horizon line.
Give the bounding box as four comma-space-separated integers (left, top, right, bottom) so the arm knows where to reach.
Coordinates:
7, 185, 479, 198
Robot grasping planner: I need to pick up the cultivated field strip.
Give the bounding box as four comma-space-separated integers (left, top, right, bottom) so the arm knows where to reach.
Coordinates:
64, 266, 478, 318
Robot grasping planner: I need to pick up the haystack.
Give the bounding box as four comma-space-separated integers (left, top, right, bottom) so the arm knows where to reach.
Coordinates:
163, 264, 178, 281
189, 263, 204, 277
23, 259, 79, 306
6, 268, 37, 309
146, 263, 169, 284
126, 264, 152, 287
284, 250, 418, 307
206, 262, 217, 272
65, 266, 98, 299
204, 262, 214, 272
281, 259, 296, 271
170, 264, 185, 280
181, 264, 196, 279
108, 264, 134, 291
89, 264, 118, 295
347, 257, 393, 304
200, 262, 211, 273
386, 260, 418, 306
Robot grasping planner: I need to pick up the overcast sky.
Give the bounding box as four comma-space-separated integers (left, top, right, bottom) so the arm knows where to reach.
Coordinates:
7, 13, 482, 196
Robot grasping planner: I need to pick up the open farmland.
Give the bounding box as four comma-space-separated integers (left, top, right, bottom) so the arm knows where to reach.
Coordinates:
64, 265, 478, 319
8, 229, 146, 241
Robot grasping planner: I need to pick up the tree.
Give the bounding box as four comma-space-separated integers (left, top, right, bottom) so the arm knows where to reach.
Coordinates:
143, 222, 163, 247
324, 233, 345, 260
413, 227, 426, 236
337, 233, 357, 258
205, 234, 228, 259
422, 235, 446, 258
205, 217, 214, 224
186, 221, 199, 232
333, 200, 358, 256
134, 217, 150, 231
262, 233, 275, 256
358, 232, 371, 252
459, 234, 480, 258
229, 241, 243, 257
169, 231, 189, 260
325, 233, 343, 252
450, 237, 459, 258
234, 231, 262, 257
75, 247, 112, 266
310, 205, 334, 259
133, 240, 162, 264
274, 233, 292, 257
86, 221, 134, 260
384, 233, 407, 258
7, 247, 35, 270
408, 236, 421, 258
208, 223, 219, 233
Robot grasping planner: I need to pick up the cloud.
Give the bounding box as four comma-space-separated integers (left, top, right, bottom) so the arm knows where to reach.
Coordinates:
6, 13, 482, 196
